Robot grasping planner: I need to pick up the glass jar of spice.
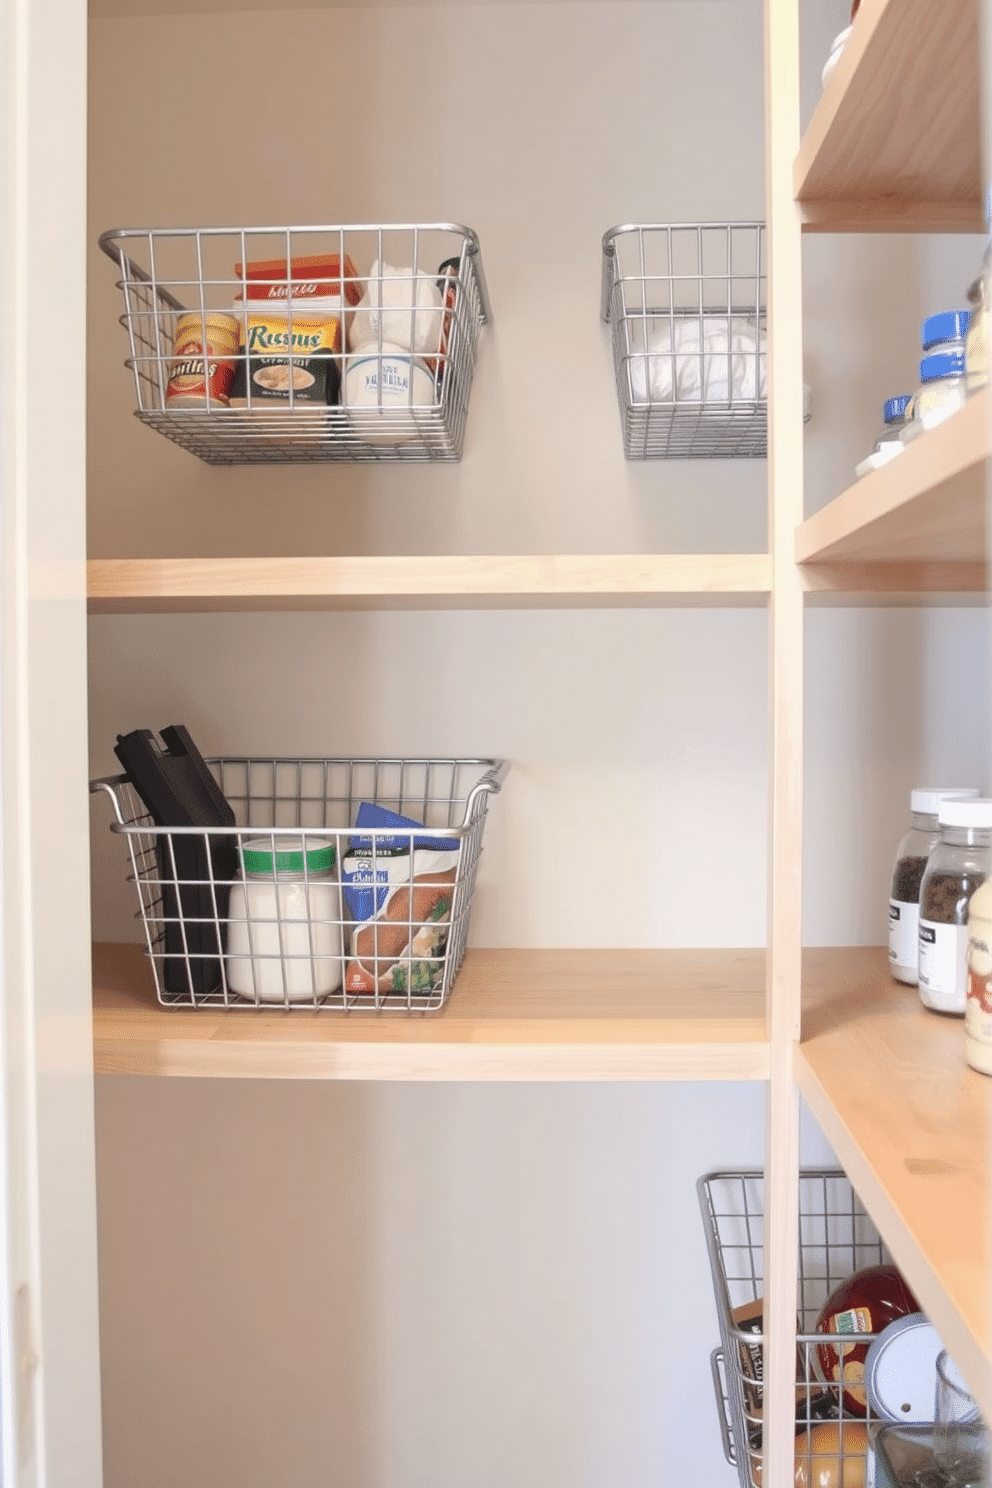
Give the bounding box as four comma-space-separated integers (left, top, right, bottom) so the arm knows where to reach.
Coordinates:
889, 787, 980, 984
902, 310, 971, 441
918, 799, 992, 1015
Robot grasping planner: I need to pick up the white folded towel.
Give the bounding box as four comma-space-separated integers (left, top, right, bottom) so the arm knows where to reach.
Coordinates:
625, 315, 766, 404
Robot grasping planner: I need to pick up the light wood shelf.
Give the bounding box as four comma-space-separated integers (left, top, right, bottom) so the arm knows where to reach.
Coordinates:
796, 393, 990, 579
800, 947, 992, 1422
86, 553, 773, 613
91, 940, 769, 1082
795, 0, 983, 233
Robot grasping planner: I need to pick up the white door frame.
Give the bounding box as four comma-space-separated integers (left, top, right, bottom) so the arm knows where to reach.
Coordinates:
0, 0, 103, 1475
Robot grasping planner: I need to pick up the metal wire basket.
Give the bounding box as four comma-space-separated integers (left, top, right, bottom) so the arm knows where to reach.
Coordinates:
98, 224, 491, 464
91, 756, 508, 1012
602, 223, 768, 459
698, 1169, 894, 1488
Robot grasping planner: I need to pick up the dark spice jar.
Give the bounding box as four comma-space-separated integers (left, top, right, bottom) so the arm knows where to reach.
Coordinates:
918, 798, 992, 1015
889, 787, 978, 985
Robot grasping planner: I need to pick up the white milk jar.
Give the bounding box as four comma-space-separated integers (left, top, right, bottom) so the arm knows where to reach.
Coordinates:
226, 835, 343, 1002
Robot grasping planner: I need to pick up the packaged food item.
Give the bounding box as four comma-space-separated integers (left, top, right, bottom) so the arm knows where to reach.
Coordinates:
166, 311, 239, 407
965, 878, 992, 1073
918, 798, 992, 1015
234, 252, 361, 313
888, 787, 980, 984
226, 835, 343, 1003
341, 804, 459, 995
229, 312, 343, 408
814, 1265, 920, 1416
732, 1298, 836, 1450
343, 343, 437, 445
230, 252, 362, 409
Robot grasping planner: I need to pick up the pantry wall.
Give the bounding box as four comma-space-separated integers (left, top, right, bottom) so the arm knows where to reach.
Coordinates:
85, 3, 990, 1487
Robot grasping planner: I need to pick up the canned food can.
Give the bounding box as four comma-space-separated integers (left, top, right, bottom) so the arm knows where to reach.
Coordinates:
166, 312, 239, 406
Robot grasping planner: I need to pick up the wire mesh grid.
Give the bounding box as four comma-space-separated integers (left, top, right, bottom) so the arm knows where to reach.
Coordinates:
602, 223, 769, 459
98, 225, 490, 464
698, 1169, 892, 1488
91, 756, 507, 1012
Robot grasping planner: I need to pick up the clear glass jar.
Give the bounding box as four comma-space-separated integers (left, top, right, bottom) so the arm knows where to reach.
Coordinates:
226, 834, 343, 1002
918, 799, 992, 1015
902, 311, 971, 441
889, 787, 980, 984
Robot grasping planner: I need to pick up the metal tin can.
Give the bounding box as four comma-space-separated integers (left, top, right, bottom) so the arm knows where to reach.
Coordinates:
166, 311, 239, 406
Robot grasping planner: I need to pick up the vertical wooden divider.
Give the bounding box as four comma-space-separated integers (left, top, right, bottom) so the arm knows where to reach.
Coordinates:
764, 0, 806, 1483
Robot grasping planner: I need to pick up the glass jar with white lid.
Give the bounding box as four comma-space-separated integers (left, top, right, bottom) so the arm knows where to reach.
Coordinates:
889, 786, 981, 985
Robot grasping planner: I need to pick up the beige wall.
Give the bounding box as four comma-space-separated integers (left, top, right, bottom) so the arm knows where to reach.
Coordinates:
86, 3, 991, 1486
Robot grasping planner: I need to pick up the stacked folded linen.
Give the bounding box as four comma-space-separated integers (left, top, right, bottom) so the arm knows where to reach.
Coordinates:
625, 315, 766, 404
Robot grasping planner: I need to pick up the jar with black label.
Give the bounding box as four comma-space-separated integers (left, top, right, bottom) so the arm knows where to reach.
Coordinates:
888, 787, 980, 984
918, 799, 992, 1015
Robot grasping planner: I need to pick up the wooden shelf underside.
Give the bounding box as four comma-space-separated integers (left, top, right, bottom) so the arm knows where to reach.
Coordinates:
800, 948, 991, 1422
92, 942, 769, 1081
795, 0, 983, 233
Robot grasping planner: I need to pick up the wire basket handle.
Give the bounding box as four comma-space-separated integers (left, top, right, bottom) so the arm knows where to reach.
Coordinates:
461, 758, 510, 823
89, 775, 132, 824
710, 1350, 738, 1467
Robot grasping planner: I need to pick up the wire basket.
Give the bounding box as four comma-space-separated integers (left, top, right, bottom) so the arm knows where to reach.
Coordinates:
91, 756, 508, 1012
602, 223, 769, 459
98, 224, 491, 464
698, 1169, 894, 1488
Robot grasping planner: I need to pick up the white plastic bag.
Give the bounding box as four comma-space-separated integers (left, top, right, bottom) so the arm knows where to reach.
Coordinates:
351, 259, 444, 355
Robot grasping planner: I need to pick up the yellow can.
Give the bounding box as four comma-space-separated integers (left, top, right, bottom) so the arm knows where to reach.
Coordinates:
166, 311, 239, 405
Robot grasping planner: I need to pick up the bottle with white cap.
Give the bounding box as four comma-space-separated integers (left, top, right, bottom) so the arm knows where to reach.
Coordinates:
888, 787, 981, 984
918, 799, 992, 1014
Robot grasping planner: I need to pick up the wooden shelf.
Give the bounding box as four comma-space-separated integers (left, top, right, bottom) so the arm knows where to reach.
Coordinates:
795, 0, 983, 233
796, 393, 990, 581
91, 941, 769, 1082
800, 947, 992, 1420
86, 553, 773, 613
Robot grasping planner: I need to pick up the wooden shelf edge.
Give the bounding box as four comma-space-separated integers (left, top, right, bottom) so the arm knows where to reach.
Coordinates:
795, 1051, 992, 1421
799, 947, 991, 1416
91, 941, 770, 1082
799, 198, 985, 235
802, 562, 987, 601
795, 395, 990, 568
86, 553, 774, 612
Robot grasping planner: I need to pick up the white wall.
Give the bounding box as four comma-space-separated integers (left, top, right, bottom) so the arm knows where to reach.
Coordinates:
85, 3, 991, 1486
